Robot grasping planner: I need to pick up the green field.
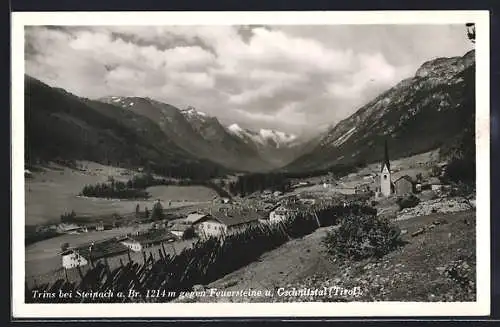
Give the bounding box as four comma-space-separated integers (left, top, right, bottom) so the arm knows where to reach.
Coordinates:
25, 161, 217, 226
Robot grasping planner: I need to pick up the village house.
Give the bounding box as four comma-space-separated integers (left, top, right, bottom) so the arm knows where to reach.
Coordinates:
120, 229, 177, 252
420, 177, 443, 191
394, 175, 415, 195
192, 208, 262, 239
65, 239, 130, 267
268, 203, 302, 223
56, 223, 82, 234
61, 248, 88, 269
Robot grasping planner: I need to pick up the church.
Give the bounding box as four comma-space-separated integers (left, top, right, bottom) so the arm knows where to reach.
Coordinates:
378, 140, 394, 197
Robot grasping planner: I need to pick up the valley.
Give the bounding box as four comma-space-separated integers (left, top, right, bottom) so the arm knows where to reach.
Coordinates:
23, 46, 478, 305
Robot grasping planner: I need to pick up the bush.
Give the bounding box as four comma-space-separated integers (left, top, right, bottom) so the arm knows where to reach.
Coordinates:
442, 157, 475, 185
322, 214, 405, 261
182, 226, 196, 240
396, 194, 420, 210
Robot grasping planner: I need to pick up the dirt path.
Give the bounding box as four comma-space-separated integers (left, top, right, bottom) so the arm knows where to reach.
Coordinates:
175, 226, 338, 302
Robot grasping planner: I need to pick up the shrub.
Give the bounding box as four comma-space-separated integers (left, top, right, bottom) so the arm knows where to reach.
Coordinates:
396, 194, 420, 210
322, 214, 405, 261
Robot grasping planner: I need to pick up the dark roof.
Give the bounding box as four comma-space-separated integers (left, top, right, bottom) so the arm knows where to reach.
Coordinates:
394, 175, 415, 184
76, 239, 129, 260
130, 229, 177, 244
196, 209, 263, 227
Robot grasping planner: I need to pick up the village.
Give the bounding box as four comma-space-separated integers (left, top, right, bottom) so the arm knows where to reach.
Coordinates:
25, 143, 475, 289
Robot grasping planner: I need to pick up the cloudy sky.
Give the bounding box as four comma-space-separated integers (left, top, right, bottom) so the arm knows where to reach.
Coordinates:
25, 25, 473, 136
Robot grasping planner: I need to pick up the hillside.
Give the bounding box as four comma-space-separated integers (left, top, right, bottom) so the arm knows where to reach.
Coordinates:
285, 50, 475, 172
24, 76, 226, 179
177, 210, 475, 303
98, 98, 274, 172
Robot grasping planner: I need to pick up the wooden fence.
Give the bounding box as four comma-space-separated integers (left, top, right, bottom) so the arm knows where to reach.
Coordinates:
26, 203, 376, 303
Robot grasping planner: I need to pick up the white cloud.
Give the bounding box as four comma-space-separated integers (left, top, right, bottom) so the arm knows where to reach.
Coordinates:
25, 25, 473, 135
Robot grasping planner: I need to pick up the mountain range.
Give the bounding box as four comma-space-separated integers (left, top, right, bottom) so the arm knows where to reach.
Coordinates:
24, 49, 475, 178
25, 78, 312, 176
284, 50, 476, 172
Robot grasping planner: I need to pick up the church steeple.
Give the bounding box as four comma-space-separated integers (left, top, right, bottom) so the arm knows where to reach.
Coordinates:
380, 139, 392, 197
381, 139, 390, 172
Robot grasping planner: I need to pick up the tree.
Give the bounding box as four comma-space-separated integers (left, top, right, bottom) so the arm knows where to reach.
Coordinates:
151, 200, 164, 221
144, 206, 150, 219
135, 204, 140, 218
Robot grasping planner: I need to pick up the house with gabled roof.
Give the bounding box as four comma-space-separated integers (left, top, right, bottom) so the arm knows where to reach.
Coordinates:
192, 208, 262, 238
394, 175, 415, 195
184, 212, 210, 225
120, 229, 177, 252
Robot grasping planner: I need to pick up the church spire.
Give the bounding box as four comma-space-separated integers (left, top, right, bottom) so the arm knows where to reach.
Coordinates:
382, 139, 390, 172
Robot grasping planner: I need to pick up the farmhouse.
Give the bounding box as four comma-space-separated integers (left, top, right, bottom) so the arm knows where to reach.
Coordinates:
420, 177, 443, 191
56, 223, 81, 234
121, 230, 177, 252
394, 175, 415, 195
61, 248, 88, 269
193, 208, 262, 238
76, 239, 130, 261
268, 203, 302, 223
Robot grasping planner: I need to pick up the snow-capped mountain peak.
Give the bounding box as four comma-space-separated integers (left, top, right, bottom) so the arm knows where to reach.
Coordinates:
99, 96, 137, 108
226, 124, 297, 149
228, 123, 245, 134
181, 106, 208, 118
259, 129, 297, 145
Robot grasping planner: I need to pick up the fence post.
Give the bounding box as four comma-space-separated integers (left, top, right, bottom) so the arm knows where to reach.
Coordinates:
161, 242, 167, 258
149, 252, 154, 264
76, 266, 84, 281
142, 251, 147, 265
313, 210, 321, 228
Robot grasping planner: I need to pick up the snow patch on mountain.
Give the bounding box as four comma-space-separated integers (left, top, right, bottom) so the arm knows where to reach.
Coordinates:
331, 126, 356, 147
181, 106, 208, 119
228, 123, 245, 134
259, 129, 297, 147
227, 124, 297, 148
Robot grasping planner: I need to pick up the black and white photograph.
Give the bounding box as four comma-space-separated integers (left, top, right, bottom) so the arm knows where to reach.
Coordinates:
11, 11, 490, 318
